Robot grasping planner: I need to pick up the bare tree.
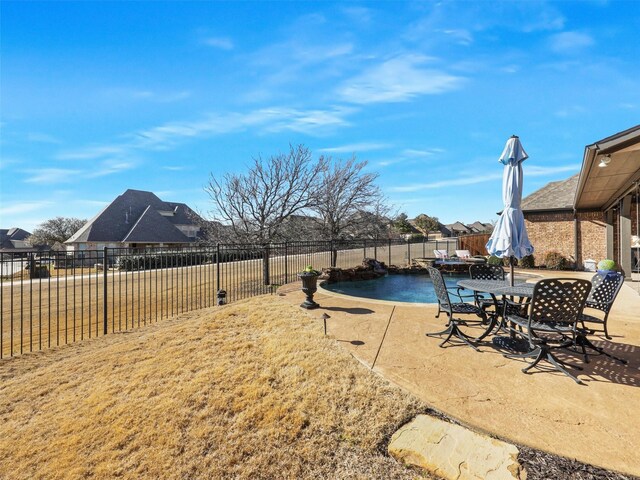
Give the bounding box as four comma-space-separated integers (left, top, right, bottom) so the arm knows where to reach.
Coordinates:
414, 214, 440, 241
311, 156, 389, 265
312, 156, 387, 238
205, 144, 323, 244
205, 144, 324, 283
27, 217, 87, 246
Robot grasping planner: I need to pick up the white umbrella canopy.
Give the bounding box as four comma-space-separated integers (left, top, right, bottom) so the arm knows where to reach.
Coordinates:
486, 135, 534, 284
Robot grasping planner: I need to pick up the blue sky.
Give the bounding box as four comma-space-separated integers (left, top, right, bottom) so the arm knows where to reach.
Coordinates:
1, 1, 639, 231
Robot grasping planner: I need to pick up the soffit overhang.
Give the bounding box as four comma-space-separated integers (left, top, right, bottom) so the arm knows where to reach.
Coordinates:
574, 125, 640, 211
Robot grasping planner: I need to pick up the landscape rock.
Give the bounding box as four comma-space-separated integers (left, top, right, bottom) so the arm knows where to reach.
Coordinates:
389, 415, 525, 480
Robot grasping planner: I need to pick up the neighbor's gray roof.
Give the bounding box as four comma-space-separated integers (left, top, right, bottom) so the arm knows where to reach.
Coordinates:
468, 221, 493, 232
0, 228, 31, 249
521, 174, 579, 212
445, 221, 472, 233
66, 189, 201, 244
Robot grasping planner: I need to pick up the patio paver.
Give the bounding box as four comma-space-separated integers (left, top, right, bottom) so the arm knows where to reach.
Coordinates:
278, 271, 640, 477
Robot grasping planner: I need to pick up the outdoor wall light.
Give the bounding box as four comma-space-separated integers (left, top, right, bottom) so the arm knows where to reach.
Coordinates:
598, 155, 612, 168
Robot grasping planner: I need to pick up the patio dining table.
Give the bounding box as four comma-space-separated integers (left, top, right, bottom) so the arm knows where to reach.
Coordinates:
456, 279, 535, 343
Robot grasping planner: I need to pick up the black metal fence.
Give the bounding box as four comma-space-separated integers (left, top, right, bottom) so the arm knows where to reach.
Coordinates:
0, 237, 458, 358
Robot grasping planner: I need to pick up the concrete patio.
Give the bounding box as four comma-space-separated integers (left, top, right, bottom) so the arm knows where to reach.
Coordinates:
278, 271, 640, 477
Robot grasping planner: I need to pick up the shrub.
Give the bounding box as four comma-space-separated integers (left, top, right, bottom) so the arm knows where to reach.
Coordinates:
117, 252, 216, 271
544, 251, 568, 270
519, 255, 535, 269
487, 255, 503, 266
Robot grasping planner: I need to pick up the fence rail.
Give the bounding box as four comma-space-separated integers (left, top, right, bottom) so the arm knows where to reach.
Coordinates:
0, 237, 458, 358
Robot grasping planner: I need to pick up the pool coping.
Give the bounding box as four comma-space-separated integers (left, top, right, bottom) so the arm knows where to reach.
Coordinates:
317, 271, 543, 307
277, 269, 640, 477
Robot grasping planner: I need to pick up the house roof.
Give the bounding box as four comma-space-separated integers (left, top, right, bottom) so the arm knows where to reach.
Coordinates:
445, 221, 472, 233
0, 227, 31, 249
468, 221, 492, 232
574, 124, 640, 210
66, 189, 201, 244
521, 174, 579, 212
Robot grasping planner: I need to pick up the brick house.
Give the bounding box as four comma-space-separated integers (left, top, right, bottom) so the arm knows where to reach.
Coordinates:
523, 125, 640, 277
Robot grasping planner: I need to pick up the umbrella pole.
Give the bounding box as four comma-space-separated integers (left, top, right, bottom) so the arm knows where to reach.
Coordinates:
510, 257, 514, 286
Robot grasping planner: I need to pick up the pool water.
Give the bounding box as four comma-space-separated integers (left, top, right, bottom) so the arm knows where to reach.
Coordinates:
321, 274, 467, 304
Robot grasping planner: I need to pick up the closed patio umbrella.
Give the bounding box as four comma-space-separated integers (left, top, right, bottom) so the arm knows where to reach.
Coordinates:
486, 135, 534, 285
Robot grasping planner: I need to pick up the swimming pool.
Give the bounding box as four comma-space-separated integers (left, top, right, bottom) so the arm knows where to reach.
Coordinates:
320, 274, 466, 304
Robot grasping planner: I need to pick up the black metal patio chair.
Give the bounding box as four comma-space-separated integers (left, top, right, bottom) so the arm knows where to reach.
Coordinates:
468, 264, 505, 314
504, 278, 592, 384
575, 272, 627, 364
579, 272, 624, 340
426, 266, 487, 350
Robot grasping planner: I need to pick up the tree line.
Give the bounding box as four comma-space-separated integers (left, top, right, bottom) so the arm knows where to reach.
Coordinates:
25, 144, 441, 246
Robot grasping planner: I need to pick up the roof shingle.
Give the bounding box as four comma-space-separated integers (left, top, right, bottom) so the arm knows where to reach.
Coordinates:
521, 174, 579, 212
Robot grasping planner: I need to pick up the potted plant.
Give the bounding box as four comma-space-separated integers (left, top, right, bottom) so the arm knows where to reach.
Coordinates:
597, 259, 617, 278
298, 265, 320, 309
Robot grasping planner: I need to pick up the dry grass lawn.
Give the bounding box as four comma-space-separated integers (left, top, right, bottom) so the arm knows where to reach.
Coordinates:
0, 295, 429, 479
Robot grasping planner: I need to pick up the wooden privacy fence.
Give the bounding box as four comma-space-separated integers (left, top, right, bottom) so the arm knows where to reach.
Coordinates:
457, 233, 491, 256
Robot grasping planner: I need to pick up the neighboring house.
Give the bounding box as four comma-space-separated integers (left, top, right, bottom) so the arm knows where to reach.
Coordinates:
65, 189, 203, 251
444, 221, 472, 237
468, 221, 494, 234
433, 221, 493, 238
523, 124, 640, 277
0, 228, 31, 251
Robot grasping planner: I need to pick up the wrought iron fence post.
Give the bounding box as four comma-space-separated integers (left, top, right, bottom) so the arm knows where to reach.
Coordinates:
263, 244, 270, 285
363, 239, 367, 259
103, 247, 108, 335
388, 238, 391, 266
330, 239, 336, 267
216, 243, 221, 295
284, 241, 289, 284
374, 236, 378, 261
407, 239, 411, 265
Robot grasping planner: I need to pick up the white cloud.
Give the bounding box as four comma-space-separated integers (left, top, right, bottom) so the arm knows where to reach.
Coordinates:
0, 200, 54, 216
440, 29, 473, 45
85, 160, 136, 178
26, 132, 62, 144
102, 88, 191, 103
338, 54, 464, 104
554, 105, 587, 118
317, 142, 390, 153
24, 168, 82, 184
549, 31, 594, 54
388, 164, 581, 193
389, 172, 504, 192
54, 106, 355, 166
500, 65, 520, 74
526, 164, 581, 175
375, 148, 444, 167
402, 148, 444, 157
203, 37, 234, 50
56, 145, 126, 161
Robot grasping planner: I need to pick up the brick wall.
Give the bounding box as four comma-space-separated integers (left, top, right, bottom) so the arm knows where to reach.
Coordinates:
524, 211, 575, 266
524, 195, 638, 271
524, 209, 606, 268
576, 211, 607, 265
